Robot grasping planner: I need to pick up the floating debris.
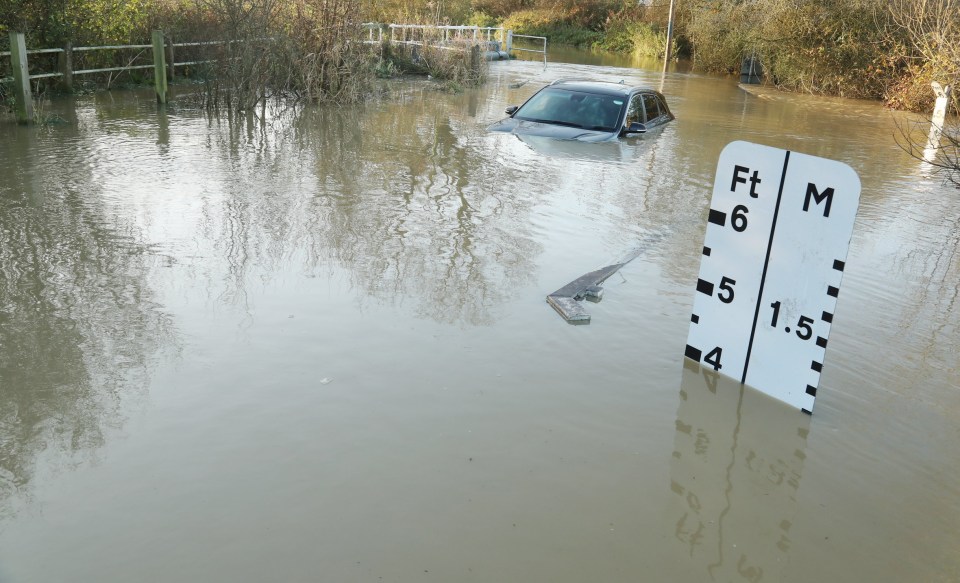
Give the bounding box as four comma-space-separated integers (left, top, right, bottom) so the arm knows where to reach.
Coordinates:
546, 233, 665, 324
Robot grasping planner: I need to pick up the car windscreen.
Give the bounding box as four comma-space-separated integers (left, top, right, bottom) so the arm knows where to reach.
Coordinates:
514, 88, 626, 132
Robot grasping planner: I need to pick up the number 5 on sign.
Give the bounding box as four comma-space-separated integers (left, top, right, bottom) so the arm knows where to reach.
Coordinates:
685, 141, 861, 414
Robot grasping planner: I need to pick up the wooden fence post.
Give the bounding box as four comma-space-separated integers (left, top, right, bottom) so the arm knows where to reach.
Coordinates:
9, 32, 34, 124
470, 44, 481, 79
152, 30, 168, 104
166, 35, 175, 82
59, 41, 73, 92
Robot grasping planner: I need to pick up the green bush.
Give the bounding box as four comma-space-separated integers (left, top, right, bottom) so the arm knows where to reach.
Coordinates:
596, 19, 671, 58
468, 11, 498, 29
684, 0, 899, 101
501, 8, 602, 47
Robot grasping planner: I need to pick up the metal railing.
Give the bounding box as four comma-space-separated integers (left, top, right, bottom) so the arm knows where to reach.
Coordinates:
386, 24, 503, 45
510, 34, 547, 67
361, 23, 547, 66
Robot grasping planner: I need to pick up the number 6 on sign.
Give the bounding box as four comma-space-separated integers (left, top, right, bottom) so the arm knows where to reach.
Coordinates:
685, 141, 861, 414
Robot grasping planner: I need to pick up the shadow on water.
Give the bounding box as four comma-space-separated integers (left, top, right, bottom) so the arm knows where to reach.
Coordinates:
0, 119, 175, 521
668, 361, 810, 582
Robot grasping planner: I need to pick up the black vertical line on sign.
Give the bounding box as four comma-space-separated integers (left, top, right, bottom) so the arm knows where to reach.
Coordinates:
741, 151, 791, 384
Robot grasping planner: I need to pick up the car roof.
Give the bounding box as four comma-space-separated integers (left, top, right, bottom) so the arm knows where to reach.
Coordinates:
546, 80, 657, 97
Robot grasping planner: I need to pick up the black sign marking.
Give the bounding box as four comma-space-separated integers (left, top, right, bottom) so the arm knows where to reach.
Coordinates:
696, 279, 715, 296
816, 336, 827, 348
685, 345, 702, 362
708, 209, 727, 227
731, 165, 762, 197
691, 314, 700, 324
805, 385, 817, 396
833, 259, 845, 271
827, 285, 839, 298
702, 246, 712, 256
803, 183, 835, 217
821, 311, 833, 323
811, 361, 823, 373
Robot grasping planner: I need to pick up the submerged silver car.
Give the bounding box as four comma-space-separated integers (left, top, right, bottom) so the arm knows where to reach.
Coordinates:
487, 80, 674, 142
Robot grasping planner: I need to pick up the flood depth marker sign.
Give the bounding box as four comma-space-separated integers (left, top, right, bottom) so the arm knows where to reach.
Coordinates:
685, 141, 861, 413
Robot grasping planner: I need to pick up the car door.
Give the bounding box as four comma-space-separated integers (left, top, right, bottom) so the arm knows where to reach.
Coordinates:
641, 93, 667, 129
624, 93, 645, 130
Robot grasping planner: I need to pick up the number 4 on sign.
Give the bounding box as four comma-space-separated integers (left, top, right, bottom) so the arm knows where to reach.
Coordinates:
684, 141, 861, 414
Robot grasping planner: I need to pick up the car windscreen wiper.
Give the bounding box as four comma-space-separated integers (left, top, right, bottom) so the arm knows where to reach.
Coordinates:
546, 120, 585, 128
516, 117, 584, 129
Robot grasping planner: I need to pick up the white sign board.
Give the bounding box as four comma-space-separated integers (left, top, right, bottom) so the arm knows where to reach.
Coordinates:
685, 141, 861, 413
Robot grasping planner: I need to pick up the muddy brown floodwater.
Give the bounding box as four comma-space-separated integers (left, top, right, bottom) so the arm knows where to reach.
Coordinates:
0, 51, 958, 582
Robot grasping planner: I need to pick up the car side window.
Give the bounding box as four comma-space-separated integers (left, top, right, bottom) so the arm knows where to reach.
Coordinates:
656, 96, 668, 116
643, 94, 660, 123
625, 94, 645, 126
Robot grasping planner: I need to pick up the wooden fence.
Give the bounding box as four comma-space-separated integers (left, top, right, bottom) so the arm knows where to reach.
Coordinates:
0, 30, 228, 124
3, 26, 548, 125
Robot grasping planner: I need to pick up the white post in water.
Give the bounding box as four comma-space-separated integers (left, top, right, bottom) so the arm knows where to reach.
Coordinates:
925, 82, 953, 162
663, 0, 676, 67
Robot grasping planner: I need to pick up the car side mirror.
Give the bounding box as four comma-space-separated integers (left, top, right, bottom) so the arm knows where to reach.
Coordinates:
624, 122, 647, 135
505, 105, 519, 115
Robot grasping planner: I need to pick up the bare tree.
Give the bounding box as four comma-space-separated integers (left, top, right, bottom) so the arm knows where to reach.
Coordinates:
889, 0, 960, 186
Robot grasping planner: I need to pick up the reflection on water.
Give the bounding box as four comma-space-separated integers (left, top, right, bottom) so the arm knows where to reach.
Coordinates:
0, 123, 174, 521
0, 56, 958, 582
292, 97, 540, 325
670, 361, 809, 582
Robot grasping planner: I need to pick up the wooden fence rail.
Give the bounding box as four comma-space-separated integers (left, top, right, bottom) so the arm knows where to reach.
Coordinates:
1, 30, 224, 124
4, 26, 546, 124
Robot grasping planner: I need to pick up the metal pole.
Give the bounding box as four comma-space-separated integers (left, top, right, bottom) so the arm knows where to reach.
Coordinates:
9, 32, 34, 124
663, 0, 676, 65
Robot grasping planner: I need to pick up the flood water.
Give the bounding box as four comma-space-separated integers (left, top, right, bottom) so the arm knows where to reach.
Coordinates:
1, 52, 958, 582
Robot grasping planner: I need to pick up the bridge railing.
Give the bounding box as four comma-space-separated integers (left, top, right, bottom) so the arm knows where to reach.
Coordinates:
362, 23, 547, 66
